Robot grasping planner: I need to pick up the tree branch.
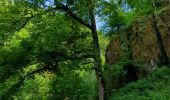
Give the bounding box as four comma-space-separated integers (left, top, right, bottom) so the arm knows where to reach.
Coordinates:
54, 3, 92, 29
16, 16, 34, 32
19, 50, 94, 82
16, 7, 60, 32
66, 53, 94, 60
0, 63, 58, 100
15, 2, 92, 32
19, 64, 57, 81
42, 50, 94, 61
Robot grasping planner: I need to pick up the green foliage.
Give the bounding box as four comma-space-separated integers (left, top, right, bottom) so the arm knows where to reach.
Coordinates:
103, 59, 133, 97
99, 0, 128, 35
99, 0, 168, 36
15, 70, 96, 100
0, 63, 97, 99
125, 0, 153, 15
29, 14, 92, 56
109, 67, 170, 100
0, 1, 97, 99
98, 31, 110, 65
1, 0, 170, 100
48, 70, 97, 100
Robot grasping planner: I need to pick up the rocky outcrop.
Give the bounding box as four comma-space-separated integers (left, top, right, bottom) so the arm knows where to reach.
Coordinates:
106, 6, 170, 66
159, 8, 170, 61
105, 36, 122, 64
104, 6, 170, 97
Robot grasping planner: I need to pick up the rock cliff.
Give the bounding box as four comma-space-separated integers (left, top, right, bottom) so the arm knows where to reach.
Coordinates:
106, 6, 170, 66
104, 6, 170, 97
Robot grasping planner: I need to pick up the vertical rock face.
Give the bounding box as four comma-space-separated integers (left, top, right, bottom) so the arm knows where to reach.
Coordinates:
106, 36, 122, 64
131, 16, 160, 65
159, 9, 170, 59
104, 7, 170, 95
106, 7, 170, 66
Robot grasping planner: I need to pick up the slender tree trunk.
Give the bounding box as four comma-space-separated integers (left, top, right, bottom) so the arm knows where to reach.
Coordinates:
91, 28, 104, 100
88, 1, 105, 99
91, 14, 105, 100
92, 30, 105, 100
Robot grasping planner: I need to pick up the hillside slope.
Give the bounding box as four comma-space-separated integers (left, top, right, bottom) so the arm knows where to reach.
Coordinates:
109, 66, 170, 100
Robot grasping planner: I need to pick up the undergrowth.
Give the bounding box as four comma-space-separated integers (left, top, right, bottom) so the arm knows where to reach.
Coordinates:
109, 66, 170, 100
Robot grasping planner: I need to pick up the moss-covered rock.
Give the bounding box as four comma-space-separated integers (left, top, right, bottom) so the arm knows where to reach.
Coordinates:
104, 6, 170, 98
106, 6, 170, 66
106, 35, 122, 64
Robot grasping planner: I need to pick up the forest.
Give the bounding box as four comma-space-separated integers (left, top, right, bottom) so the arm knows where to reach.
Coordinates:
0, 0, 170, 100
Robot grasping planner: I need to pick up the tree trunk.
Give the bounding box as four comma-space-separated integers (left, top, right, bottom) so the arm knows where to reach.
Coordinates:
92, 30, 105, 100
86, 0, 105, 99
55, 1, 105, 99
89, 7, 105, 100
96, 75, 105, 100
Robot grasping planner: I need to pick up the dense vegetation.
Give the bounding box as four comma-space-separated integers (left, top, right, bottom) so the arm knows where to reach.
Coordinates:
110, 66, 170, 100
0, 0, 170, 100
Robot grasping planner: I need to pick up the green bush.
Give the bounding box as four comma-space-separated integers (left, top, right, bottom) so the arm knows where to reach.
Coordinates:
6, 70, 97, 100
109, 67, 170, 100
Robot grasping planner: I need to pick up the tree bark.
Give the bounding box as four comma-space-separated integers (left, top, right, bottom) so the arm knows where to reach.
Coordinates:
88, 2, 105, 100
91, 27, 105, 100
